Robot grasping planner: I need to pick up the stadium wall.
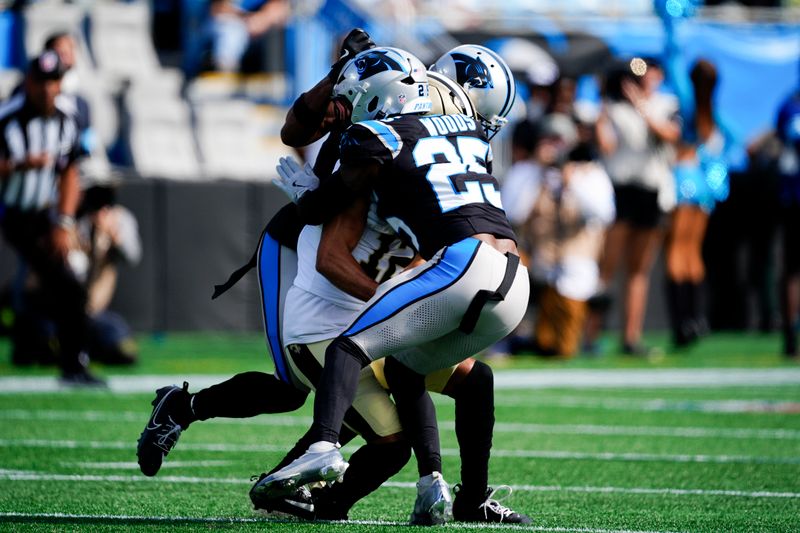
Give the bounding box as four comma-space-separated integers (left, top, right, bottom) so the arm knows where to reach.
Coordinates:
0, 180, 679, 334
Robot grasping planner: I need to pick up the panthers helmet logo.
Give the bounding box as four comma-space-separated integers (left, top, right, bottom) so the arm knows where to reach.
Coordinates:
355, 50, 408, 80
451, 52, 493, 90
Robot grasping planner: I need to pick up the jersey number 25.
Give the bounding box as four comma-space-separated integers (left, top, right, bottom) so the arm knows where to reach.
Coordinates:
413, 136, 502, 212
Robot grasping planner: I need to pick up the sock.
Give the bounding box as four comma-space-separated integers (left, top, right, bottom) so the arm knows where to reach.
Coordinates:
383, 356, 441, 476
309, 337, 370, 443
190, 371, 307, 421
449, 360, 493, 503
316, 439, 411, 519
670, 281, 694, 345
666, 279, 681, 344
690, 281, 708, 334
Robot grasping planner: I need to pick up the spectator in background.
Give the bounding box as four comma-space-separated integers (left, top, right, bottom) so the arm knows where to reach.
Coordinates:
42, 32, 94, 157
8, 184, 142, 367
663, 57, 733, 348
184, 0, 289, 77
511, 114, 615, 357
510, 72, 572, 164
776, 88, 800, 358
585, 58, 680, 355
0, 52, 103, 385
71, 185, 142, 365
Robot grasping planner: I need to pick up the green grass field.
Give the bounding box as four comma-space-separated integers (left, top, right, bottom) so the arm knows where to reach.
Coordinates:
1, 333, 799, 532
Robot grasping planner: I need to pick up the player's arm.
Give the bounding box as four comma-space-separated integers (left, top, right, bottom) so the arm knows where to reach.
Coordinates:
316, 195, 378, 302
281, 78, 336, 147
51, 162, 80, 260
595, 105, 617, 156
281, 28, 376, 147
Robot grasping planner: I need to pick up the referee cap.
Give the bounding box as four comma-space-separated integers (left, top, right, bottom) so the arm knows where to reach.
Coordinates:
28, 51, 67, 81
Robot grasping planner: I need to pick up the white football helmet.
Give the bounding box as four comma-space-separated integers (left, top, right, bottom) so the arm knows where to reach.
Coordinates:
430, 44, 516, 138
426, 71, 477, 119
333, 47, 432, 123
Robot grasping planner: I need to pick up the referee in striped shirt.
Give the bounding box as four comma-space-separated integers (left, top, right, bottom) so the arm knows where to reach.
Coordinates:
0, 51, 103, 385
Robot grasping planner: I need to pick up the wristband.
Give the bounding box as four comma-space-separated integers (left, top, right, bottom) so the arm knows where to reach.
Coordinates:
291, 93, 326, 127
57, 213, 76, 230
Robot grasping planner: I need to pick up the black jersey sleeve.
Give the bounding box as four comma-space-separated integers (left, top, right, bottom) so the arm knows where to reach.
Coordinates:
313, 130, 343, 178
339, 120, 403, 167
266, 202, 305, 250
295, 170, 362, 226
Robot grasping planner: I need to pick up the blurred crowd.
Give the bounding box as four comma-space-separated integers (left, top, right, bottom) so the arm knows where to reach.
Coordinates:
0, 0, 798, 386
493, 47, 800, 360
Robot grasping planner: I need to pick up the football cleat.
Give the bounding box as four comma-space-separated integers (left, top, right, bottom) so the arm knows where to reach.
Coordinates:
250, 442, 349, 500
310, 484, 350, 521
409, 471, 453, 525
452, 484, 532, 524
251, 482, 316, 521
136, 381, 193, 477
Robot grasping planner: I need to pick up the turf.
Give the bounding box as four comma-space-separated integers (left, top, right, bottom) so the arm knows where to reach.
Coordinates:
0, 332, 799, 532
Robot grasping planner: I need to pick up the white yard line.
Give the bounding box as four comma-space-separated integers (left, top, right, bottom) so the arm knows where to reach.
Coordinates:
2, 409, 797, 440
0, 511, 686, 533
1, 438, 798, 465
60, 460, 234, 469
493, 396, 800, 414
0, 471, 796, 500
2, 368, 800, 393
492, 368, 800, 389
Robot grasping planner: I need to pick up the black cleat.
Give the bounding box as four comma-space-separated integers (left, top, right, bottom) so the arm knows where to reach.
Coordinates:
453, 484, 532, 524
136, 381, 193, 476
250, 475, 316, 520
310, 485, 349, 521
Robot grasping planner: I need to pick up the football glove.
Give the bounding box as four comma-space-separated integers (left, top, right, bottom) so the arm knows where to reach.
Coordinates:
273, 156, 319, 203
327, 28, 376, 83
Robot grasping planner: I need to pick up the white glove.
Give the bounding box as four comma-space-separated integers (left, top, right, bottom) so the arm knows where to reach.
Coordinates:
273, 156, 320, 203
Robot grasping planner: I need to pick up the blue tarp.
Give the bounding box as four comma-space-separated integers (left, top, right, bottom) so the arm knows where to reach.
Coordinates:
590, 17, 799, 144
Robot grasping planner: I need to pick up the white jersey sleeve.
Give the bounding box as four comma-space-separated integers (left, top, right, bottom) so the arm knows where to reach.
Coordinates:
283, 202, 416, 346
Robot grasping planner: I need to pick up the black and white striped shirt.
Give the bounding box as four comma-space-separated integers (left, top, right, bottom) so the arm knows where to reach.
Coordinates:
0, 94, 79, 212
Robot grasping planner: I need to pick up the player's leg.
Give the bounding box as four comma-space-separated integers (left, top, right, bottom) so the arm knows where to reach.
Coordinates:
408, 347, 530, 523
136, 373, 308, 477
251, 340, 411, 519
381, 355, 452, 525
261, 239, 527, 504
780, 205, 800, 357
293, 341, 412, 520
137, 235, 301, 475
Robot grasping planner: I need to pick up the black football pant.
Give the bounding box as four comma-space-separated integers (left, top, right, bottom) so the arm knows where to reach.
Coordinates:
2, 210, 89, 374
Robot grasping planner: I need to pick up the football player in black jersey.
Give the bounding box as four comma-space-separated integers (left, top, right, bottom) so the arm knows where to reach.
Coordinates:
252, 46, 529, 523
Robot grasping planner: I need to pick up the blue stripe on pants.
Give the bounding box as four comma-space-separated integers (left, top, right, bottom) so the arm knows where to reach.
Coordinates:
343, 237, 481, 338
257, 233, 290, 383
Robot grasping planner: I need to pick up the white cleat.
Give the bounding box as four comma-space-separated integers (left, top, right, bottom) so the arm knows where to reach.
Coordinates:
250, 442, 349, 500
409, 471, 453, 525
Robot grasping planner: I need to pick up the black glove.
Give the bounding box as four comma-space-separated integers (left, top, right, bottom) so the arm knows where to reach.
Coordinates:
326, 28, 376, 83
